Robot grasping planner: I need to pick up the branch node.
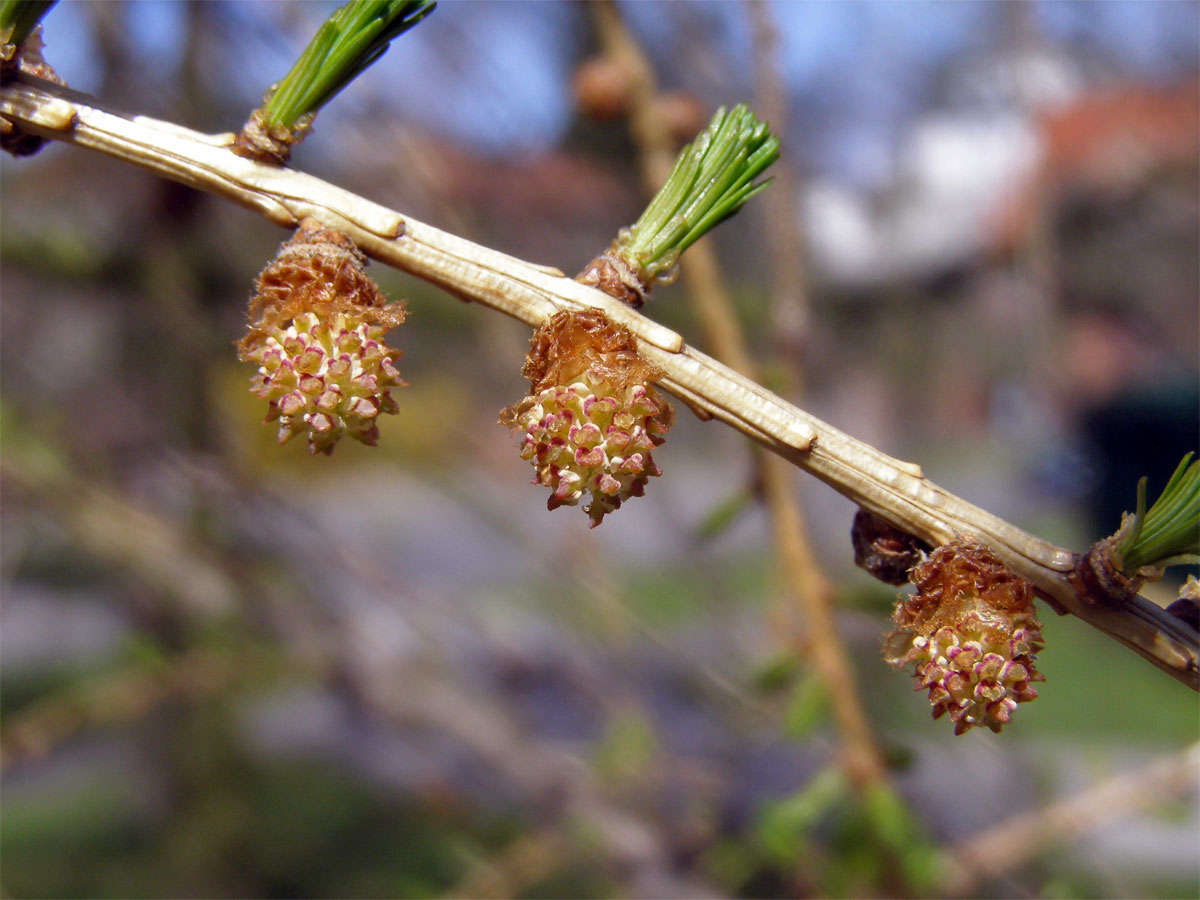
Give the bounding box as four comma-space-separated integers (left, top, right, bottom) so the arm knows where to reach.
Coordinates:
1070, 521, 1160, 606
576, 245, 649, 309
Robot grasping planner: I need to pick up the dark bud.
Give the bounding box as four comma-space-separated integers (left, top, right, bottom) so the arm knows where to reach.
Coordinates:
851, 508, 930, 586
1166, 577, 1200, 632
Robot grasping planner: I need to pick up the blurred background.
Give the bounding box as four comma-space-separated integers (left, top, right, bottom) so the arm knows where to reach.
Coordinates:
2, 1, 1198, 897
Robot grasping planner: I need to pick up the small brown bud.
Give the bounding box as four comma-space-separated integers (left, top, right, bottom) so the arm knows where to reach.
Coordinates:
851, 508, 930, 585
654, 91, 707, 143
1167, 576, 1200, 631
572, 57, 635, 121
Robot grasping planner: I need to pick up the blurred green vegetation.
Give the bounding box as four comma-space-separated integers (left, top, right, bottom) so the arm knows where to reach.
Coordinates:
3, 734, 530, 899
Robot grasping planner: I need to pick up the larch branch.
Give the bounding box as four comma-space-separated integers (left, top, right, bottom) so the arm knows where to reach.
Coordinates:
3, 74, 1196, 690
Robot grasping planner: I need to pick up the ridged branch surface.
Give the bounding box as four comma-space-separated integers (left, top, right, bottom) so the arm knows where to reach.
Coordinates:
3, 75, 1196, 689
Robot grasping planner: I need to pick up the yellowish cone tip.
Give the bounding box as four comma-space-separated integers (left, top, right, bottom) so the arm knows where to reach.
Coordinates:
501, 309, 673, 527
884, 540, 1044, 735
237, 218, 406, 455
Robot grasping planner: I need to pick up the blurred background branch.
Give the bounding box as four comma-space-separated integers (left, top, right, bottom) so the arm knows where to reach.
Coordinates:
942, 741, 1200, 896
587, 0, 887, 791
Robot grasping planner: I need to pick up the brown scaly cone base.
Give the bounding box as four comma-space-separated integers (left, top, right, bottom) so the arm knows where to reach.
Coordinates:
237, 218, 407, 455
884, 540, 1045, 735
501, 309, 673, 527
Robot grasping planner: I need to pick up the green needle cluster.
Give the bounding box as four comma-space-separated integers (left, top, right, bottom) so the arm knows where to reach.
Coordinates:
1116, 452, 1200, 571
261, 0, 434, 130
0, 0, 56, 47
621, 103, 780, 280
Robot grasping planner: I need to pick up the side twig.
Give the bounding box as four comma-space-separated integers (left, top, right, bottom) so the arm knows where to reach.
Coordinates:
2, 74, 1195, 689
